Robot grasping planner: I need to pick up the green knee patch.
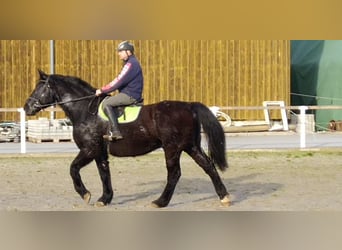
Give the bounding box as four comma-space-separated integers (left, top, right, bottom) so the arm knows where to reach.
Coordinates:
98, 101, 142, 124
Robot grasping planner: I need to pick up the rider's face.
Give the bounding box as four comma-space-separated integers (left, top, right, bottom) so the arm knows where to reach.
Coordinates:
118, 50, 130, 60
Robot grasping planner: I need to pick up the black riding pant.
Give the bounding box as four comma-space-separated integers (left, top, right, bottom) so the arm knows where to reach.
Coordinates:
102, 93, 137, 111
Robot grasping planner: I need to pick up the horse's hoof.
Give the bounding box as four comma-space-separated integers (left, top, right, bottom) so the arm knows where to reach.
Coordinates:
94, 201, 106, 207
220, 195, 231, 207
151, 202, 161, 208
83, 192, 91, 204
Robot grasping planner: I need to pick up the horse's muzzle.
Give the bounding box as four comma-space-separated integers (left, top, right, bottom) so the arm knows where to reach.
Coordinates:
23, 102, 40, 116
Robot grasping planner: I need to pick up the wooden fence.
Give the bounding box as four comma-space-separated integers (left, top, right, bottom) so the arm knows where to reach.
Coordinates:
0, 40, 290, 121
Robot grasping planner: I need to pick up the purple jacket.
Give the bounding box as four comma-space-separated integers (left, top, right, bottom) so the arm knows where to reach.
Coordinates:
101, 55, 144, 101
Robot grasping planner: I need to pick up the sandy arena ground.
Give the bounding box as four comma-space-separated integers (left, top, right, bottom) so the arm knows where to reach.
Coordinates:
1, 150, 342, 211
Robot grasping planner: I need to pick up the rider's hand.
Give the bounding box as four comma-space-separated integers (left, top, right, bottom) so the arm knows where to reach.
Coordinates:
95, 89, 102, 96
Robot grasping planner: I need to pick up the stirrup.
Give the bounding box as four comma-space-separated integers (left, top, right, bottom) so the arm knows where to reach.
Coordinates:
103, 131, 123, 141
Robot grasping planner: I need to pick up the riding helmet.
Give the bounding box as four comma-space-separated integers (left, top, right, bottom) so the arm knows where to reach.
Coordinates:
117, 41, 135, 53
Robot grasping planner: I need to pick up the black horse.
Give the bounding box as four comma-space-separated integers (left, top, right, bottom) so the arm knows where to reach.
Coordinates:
24, 70, 230, 208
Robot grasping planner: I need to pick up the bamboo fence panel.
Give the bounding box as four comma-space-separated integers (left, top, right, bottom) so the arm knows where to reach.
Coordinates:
0, 40, 290, 121
0, 40, 50, 121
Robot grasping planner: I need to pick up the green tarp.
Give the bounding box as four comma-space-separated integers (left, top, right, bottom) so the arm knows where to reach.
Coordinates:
291, 40, 342, 130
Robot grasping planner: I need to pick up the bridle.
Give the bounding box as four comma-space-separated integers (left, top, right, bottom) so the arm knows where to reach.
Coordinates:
28, 77, 98, 114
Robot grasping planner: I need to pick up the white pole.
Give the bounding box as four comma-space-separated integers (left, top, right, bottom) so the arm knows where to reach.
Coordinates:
299, 106, 308, 149
50, 40, 55, 121
18, 108, 26, 154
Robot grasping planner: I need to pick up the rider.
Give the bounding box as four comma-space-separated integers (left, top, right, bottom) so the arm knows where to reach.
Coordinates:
96, 41, 144, 141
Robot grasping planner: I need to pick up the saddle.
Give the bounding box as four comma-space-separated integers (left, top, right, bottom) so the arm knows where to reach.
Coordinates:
98, 99, 143, 124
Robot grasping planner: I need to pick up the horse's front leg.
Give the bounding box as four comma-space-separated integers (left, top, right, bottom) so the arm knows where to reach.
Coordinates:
70, 151, 94, 204
94, 155, 113, 207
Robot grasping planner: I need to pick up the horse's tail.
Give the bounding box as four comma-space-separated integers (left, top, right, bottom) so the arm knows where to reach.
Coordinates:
191, 102, 228, 172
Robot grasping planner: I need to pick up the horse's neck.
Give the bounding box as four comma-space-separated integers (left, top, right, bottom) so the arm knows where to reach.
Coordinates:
57, 94, 92, 124
55, 82, 96, 124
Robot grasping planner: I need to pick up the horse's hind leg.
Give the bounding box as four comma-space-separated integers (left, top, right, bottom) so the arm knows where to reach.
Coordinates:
70, 151, 95, 204
186, 147, 230, 206
152, 149, 182, 208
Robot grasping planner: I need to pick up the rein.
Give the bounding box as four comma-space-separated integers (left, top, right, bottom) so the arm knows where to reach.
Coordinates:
29, 76, 101, 115
29, 94, 97, 109
54, 95, 97, 107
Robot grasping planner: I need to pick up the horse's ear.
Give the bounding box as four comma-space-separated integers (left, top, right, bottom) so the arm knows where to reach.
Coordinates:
38, 69, 48, 80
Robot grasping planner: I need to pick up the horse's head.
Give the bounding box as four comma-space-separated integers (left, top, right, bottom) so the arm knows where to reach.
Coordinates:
24, 69, 57, 116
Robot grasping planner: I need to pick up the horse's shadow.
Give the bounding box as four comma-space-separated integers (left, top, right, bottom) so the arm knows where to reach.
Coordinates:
225, 173, 282, 205
110, 173, 282, 208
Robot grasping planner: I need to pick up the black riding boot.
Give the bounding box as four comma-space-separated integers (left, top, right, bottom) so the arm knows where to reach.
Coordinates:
103, 106, 123, 141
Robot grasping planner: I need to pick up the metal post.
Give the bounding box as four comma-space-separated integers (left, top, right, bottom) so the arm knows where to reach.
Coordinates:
18, 108, 26, 154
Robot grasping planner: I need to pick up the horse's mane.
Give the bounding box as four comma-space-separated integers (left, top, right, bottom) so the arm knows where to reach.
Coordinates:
50, 74, 96, 93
